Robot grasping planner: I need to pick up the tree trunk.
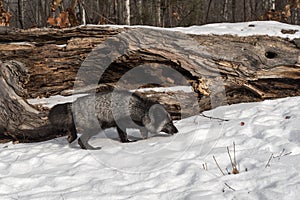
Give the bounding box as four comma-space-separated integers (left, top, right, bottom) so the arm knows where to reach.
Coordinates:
223, 0, 229, 21
156, 0, 161, 26
137, 0, 143, 24
17, 0, 24, 29
113, 0, 117, 22
117, 0, 123, 24
232, 0, 236, 22
0, 26, 299, 143
124, 0, 130, 25
206, 0, 213, 23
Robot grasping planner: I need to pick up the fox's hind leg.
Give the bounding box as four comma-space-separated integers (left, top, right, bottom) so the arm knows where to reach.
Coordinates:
78, 129, 102, 150
67, 121, 77, 143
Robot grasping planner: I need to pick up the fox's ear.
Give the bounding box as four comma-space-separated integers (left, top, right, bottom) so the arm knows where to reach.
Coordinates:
148, 104, 167, 123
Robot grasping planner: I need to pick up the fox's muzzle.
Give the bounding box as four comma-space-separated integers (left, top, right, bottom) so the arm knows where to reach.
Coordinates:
162, 122, 178, 135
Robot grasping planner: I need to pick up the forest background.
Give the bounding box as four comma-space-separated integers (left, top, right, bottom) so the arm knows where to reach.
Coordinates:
0, 0, 300, 29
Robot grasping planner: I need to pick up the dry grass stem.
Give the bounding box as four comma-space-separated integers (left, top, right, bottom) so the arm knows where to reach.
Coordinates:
213, 155, 225, 176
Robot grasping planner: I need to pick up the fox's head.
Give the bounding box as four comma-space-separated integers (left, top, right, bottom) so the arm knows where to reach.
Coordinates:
143, 104, 178, 135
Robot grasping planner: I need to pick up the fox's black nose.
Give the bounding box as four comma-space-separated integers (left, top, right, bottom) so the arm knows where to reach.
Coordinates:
172, 125, 178, 133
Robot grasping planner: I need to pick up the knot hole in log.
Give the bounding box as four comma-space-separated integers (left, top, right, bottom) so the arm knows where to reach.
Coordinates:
265, 51, 278, 59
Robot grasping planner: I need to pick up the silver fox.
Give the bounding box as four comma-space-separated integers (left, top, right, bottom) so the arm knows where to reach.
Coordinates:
49, 90, 178, 150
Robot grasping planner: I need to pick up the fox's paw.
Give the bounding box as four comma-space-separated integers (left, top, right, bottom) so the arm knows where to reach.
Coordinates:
78, 138, 102, 150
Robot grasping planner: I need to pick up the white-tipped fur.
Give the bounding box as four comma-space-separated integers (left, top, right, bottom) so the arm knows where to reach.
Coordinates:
49, 90, 178, 150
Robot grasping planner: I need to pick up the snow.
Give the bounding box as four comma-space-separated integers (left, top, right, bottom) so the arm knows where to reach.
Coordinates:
27, 94, 88, 108
1, 96, 300, 199
7, 42, 34, 46
83, 21, 300, 39
172, 21, 300, 39
132, 86, 194, 93
56, 44, 67, 48
1, 21, 300, 199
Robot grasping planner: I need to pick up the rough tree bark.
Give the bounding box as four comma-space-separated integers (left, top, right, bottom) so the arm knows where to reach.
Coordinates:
0, 26, 299, 143
124, 0, 130, 25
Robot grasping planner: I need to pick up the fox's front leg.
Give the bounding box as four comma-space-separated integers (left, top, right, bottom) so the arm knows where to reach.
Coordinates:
117, 126, 137, 143
140, 128, 148, 139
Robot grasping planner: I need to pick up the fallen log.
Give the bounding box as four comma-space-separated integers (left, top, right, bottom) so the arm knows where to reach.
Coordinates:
0, 26, 299, 142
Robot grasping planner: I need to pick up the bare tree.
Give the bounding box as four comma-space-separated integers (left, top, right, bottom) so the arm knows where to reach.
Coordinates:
243, 0, 246, 21
81, 1, 86, 25
136, 0, 142, 24
124, 0, 130, 25
223, 0, 229, 21
117, 0, 123, 24
156, 0, 161, 26
272, 0, 276, 10
206, 0, 213, 23
2, 0, 300, 29
231, 0, 236, 22
17, 0, 24, 28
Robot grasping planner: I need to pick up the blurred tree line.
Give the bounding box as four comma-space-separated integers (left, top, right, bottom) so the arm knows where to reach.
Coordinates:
0, 0, 300, 29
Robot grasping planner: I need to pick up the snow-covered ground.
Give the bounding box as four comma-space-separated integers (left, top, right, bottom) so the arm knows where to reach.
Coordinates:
1, 96, 299, 199
1, 21, 300, 199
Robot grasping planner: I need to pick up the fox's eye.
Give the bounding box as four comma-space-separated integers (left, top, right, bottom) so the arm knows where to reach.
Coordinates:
165, 122, 172, 126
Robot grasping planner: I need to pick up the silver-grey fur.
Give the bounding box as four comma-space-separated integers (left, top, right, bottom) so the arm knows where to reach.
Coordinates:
49, 90, 178, 150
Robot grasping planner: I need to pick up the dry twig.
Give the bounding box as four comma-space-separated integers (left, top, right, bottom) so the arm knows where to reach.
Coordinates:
233, 142, 237, 167
227, 143, 239, 174
273, 149, 292, 159
225, 182, 236, 191
202, 163, 208, 170
199, 113, 229, 122
265, 153, 273, 168
213, 155, 225, 176
227, 146, 235, 169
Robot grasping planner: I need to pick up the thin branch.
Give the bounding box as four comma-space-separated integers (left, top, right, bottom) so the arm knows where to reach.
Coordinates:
213, 155, 225, 176
265, 153, 273, 168
178, 8, 195, 26
233, 142, 237, 168
273, 149, 292, 159
202, 162, 208, 170
14, 155, 20, 162
227, 146, 235, 169
225, 182, 236, 191
279, 148, 285, 157
275, 148, 284, 160
199, 113, 229, 122
227, 144, 239, 174
283, 152, 292, 156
